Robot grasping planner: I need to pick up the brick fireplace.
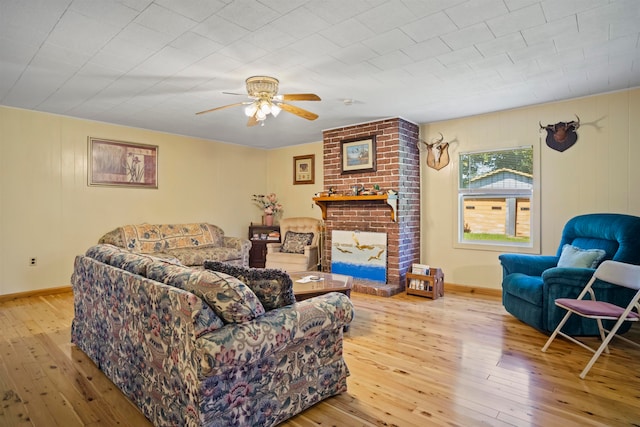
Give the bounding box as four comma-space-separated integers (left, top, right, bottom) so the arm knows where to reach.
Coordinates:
320, 118, 420, 296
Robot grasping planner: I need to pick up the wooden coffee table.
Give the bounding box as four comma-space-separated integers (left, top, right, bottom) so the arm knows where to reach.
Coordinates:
289, 271, 353, 301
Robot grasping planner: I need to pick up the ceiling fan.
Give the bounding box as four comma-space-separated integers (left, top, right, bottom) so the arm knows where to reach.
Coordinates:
196, 76, 321, 126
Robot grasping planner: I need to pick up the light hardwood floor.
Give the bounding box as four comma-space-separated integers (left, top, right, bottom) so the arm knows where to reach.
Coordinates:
1, 290, 639, 426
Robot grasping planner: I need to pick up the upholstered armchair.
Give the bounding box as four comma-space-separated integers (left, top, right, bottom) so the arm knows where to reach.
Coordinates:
499, 213, 640, 335
265, 217, 322, 272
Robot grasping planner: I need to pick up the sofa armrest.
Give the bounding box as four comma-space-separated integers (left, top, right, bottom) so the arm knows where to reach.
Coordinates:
223, 236, 250, 251
499, 253, 558, 277
196, 292, 354, 376
222, 236, 251, 267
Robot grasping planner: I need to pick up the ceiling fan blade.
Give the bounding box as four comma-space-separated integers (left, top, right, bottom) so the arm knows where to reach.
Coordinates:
247, 115, 259, 127
277, 103, 319, 121
222, 91, 246, 96
195, 102, 245, 115
277, 93, 321, 101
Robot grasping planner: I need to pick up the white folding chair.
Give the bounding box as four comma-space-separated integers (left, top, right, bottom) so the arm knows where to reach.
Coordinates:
541, 260, 640, 379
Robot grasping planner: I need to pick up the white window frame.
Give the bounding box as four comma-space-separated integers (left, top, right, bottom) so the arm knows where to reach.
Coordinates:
454, 145, 540, 254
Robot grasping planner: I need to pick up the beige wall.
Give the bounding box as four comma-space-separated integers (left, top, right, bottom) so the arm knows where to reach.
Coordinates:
266, 143, 324, 220
420, 88, 640, 290
0, 106, 268, 295
3, 88, 639, 296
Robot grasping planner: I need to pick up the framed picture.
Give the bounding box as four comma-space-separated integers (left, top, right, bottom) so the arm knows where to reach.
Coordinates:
293, 154, 315, 185
88, 137, 158, 188
341, 135, 376, 174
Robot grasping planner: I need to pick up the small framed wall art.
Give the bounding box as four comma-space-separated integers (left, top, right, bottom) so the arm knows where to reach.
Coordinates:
88, 137, 158, 188
341, 135, 376, 174
293, 154, 315, 185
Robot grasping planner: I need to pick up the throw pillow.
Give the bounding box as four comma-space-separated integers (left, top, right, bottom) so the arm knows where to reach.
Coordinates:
204, 261, 296, 310
281, 231, 314, 254
169, 269, 265, 323
557, 244, 606, 269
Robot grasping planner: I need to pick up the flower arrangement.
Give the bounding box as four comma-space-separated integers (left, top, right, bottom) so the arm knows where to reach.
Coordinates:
252, 193, 282, 215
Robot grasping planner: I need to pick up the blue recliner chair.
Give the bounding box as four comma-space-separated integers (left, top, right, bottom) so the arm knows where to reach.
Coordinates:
499, 213, 640, 335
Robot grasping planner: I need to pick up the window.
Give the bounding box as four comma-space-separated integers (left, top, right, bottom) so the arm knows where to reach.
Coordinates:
458, 146, 535, 249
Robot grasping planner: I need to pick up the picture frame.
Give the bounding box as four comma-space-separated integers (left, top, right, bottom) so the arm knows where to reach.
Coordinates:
293, 154, 315, 185
341, 135, 376, 174
88, 137, 158, 188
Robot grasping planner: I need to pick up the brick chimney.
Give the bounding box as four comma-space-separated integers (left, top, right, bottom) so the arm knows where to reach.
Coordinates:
321, 118, 420, 296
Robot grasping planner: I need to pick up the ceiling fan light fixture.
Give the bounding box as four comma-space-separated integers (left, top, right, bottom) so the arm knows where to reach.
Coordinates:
259, 100, 271, 115
196, 75, 319, 124
244, 103, 258, 117
255, 109, 267, 121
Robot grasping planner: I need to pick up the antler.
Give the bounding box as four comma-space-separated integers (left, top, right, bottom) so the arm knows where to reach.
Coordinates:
569, 114, 580, 129
417, 132, 445, 150
540, 121, 553, 131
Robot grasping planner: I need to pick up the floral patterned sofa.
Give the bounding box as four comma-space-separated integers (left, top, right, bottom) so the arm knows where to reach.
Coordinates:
71, 244, 354, 427
98, 222, 251, 267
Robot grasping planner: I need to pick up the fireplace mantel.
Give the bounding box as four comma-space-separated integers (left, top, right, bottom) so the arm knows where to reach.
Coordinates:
312, 194, 398, 222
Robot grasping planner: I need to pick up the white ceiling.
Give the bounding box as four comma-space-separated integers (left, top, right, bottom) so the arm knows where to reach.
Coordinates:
1, 0, 639, 149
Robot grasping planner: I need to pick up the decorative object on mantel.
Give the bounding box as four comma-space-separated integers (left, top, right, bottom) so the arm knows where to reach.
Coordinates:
252, 193, 282, 226
418, 132, 450, 171
341, 135, 377, 174
293, 154, 315, 185
539, 115, 580, 152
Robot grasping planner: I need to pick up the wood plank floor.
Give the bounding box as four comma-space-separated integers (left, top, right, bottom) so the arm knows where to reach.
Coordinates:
1, 290, 639, 426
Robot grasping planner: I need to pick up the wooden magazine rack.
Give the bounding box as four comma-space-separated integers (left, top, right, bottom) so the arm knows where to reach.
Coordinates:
406, 268, 444, 299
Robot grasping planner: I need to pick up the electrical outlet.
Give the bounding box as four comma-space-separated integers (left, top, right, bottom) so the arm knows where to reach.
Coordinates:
29, 257, 37, 266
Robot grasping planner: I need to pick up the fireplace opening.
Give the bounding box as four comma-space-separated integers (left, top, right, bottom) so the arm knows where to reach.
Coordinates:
331, 230, 387, 283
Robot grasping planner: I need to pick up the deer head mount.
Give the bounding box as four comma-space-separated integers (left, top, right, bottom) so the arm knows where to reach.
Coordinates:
419, 133, 450, 171
540, 115, 580, 152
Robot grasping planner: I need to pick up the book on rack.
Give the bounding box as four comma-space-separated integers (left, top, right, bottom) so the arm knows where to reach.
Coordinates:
409, 263, 430, 290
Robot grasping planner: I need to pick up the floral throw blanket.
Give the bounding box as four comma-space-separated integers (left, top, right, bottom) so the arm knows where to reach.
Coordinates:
121, 223, 218, 253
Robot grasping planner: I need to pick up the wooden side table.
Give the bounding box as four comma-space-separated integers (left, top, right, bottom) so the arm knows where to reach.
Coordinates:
248, 224, 280, 268
406, 268, 444, 299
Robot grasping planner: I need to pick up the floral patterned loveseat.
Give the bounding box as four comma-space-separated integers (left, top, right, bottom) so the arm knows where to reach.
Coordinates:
71, 244, 354, 427
98, 222, 251, 267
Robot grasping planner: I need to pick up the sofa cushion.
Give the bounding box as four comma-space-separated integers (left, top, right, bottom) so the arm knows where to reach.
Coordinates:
281, 231, 314, 254
557, 244, 606, 269
165, 268, 265, 323
165, 246, 243, 266
85, 244, 123, 264
204, 261, 296, 310
109, 251, 182, 276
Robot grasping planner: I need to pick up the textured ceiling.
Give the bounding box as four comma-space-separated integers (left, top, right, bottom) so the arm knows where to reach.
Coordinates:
1, 0, 639, 148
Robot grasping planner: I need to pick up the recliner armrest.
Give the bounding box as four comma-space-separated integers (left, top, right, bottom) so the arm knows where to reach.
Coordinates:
266, 242, 282, 253
541, 266, 598, 289
499, 253, 558, 277
303, 245, 318, 256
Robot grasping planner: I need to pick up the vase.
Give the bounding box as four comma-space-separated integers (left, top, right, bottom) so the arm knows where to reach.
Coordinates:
264, 214, 274, 226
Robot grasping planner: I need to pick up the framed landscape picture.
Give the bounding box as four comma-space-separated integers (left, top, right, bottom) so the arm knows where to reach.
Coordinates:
88, 137, 158, 188
293, 154, 315, 185
341, 135, 376, 174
